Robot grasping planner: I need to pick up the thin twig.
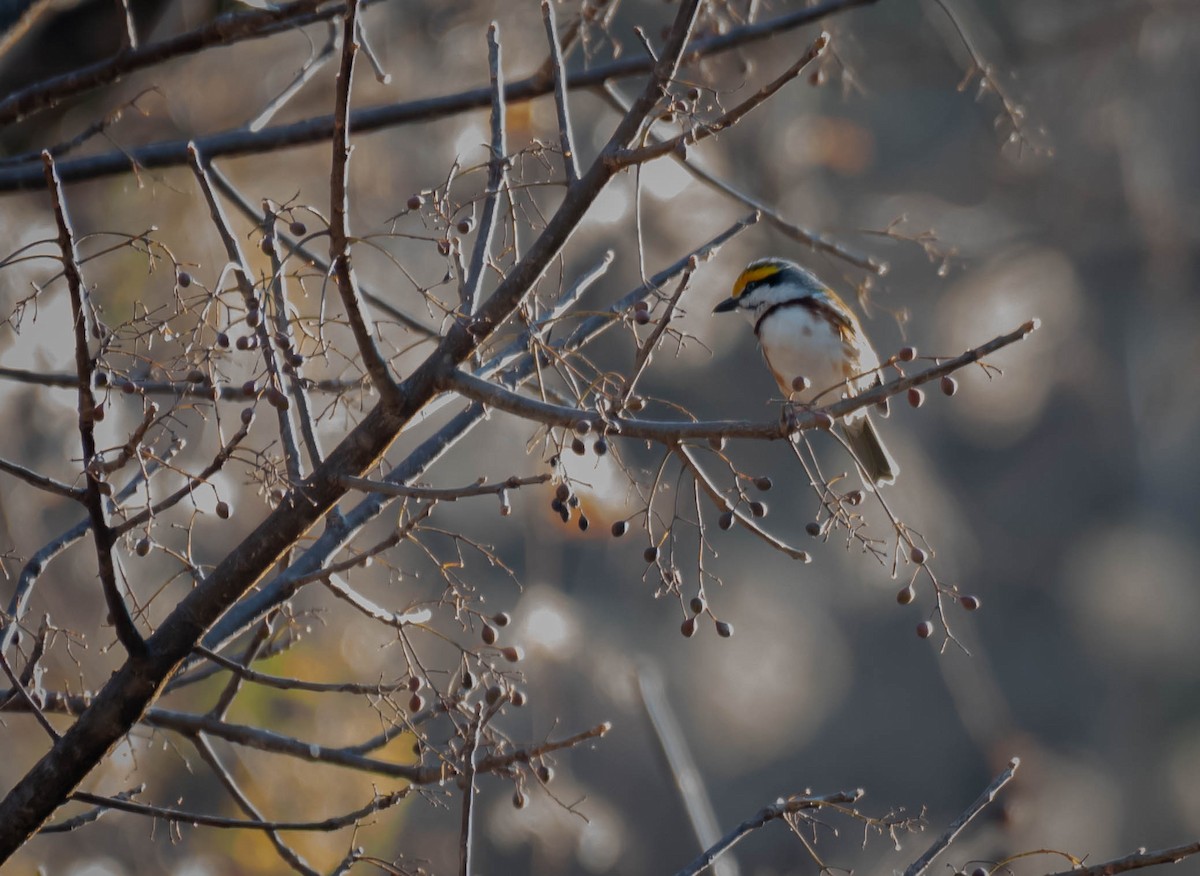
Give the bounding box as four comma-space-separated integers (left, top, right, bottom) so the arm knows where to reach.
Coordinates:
600, 83, 881, 273
64, 787, 412, 832
675, 790, 865, 876
340, 472, 550, 501
615, 34, 830, 167
193, 732, 318, 875
462, 22, 508, 315
249, 22, 339, 133
41, 152, 145, 657
676, 444, 810, 561
903, 757, 1020, 876
1042, 841, 1200, 876
542, 0, 580, 184
328, 0, 401, 405
0, 457, 84, 501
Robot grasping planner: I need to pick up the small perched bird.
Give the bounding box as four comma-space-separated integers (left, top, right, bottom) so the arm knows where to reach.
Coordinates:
712, 257, 898, 487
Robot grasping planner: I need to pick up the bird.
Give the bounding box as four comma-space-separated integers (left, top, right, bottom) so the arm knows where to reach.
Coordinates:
712, 257, 898, 488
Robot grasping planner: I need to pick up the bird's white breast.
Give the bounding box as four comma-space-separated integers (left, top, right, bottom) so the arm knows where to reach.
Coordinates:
753, 304, 866, 404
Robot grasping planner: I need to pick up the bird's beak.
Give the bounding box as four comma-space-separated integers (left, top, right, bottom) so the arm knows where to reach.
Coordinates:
712, 297, 738, 314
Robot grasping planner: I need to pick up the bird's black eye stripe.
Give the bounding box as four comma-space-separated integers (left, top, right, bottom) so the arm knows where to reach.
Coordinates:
744, 270, 789, 295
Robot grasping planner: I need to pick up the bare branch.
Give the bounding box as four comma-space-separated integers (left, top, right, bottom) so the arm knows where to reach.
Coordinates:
674, 789, 865, 876
0, 0, 881, 192
328, 0, 402, 405
0, 0, 342, 127
903, 757, 1020, 876
41, 151, 144, 657
615, 33, 830, 167
462, 22, 508, 315
0, 456, 84, 501
1042, 841, 1200, 876
600, 83, 881, 273
340, 472, 550, 502
676, 444, 810, 561
542, 1, 580, 184
445, 320, 1041, 443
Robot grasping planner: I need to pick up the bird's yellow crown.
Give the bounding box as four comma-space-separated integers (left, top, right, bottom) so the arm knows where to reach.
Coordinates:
731, 260, 786, 300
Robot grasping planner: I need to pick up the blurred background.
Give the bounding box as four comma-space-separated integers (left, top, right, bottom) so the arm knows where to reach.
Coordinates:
1, 0, 1199, 873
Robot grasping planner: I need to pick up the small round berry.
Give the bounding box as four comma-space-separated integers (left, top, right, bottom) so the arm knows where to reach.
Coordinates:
643, 546, 659, 564
555, 483, 570, 502
689, 596, 705, 614
536, 764, 555, 784
485, 685, 503, 705
408, 693, 425, 712
574, 420, 591, 436
680, 617, 697, 637
971, 868, 988, 876
493, 611, 511, 627
941, 375, 958, 396
577, 514, 589, 532
754, 476, 773, 492
898, 345, 917, 362
571, 437, 586, 455
959, 595, 981, 611
715, 621, 734, 638
512, 789, 527, 809
216, 332, 230, 348
511, 689, 527, 707
805, 521, 821, 537
135, 538, 151, 557
215, 501, 231, 520
460, 670, 476, 690
260, 237, 275, 256
718, 511, 735, 531
896, 585, 916, 605
916, 621, 934, 639
791, 375, 811, 393
176, 270, 192, 288
907, 387, 924, 408
407, 194, 425, 210
240, 407, 255, 426
266, 387, 289, 411
611, 520, 628, 538
481, 624, 498, 645
910, 546, 928, 565
406, 675, 423, 692
289, 220, 307, 236
748, 501, 767, 518
501, 646, 524, 663
634, 309, 650, 326
593, 438, 608, 456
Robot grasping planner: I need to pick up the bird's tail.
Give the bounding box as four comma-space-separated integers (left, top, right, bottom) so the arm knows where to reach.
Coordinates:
840, 415, 899, 489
